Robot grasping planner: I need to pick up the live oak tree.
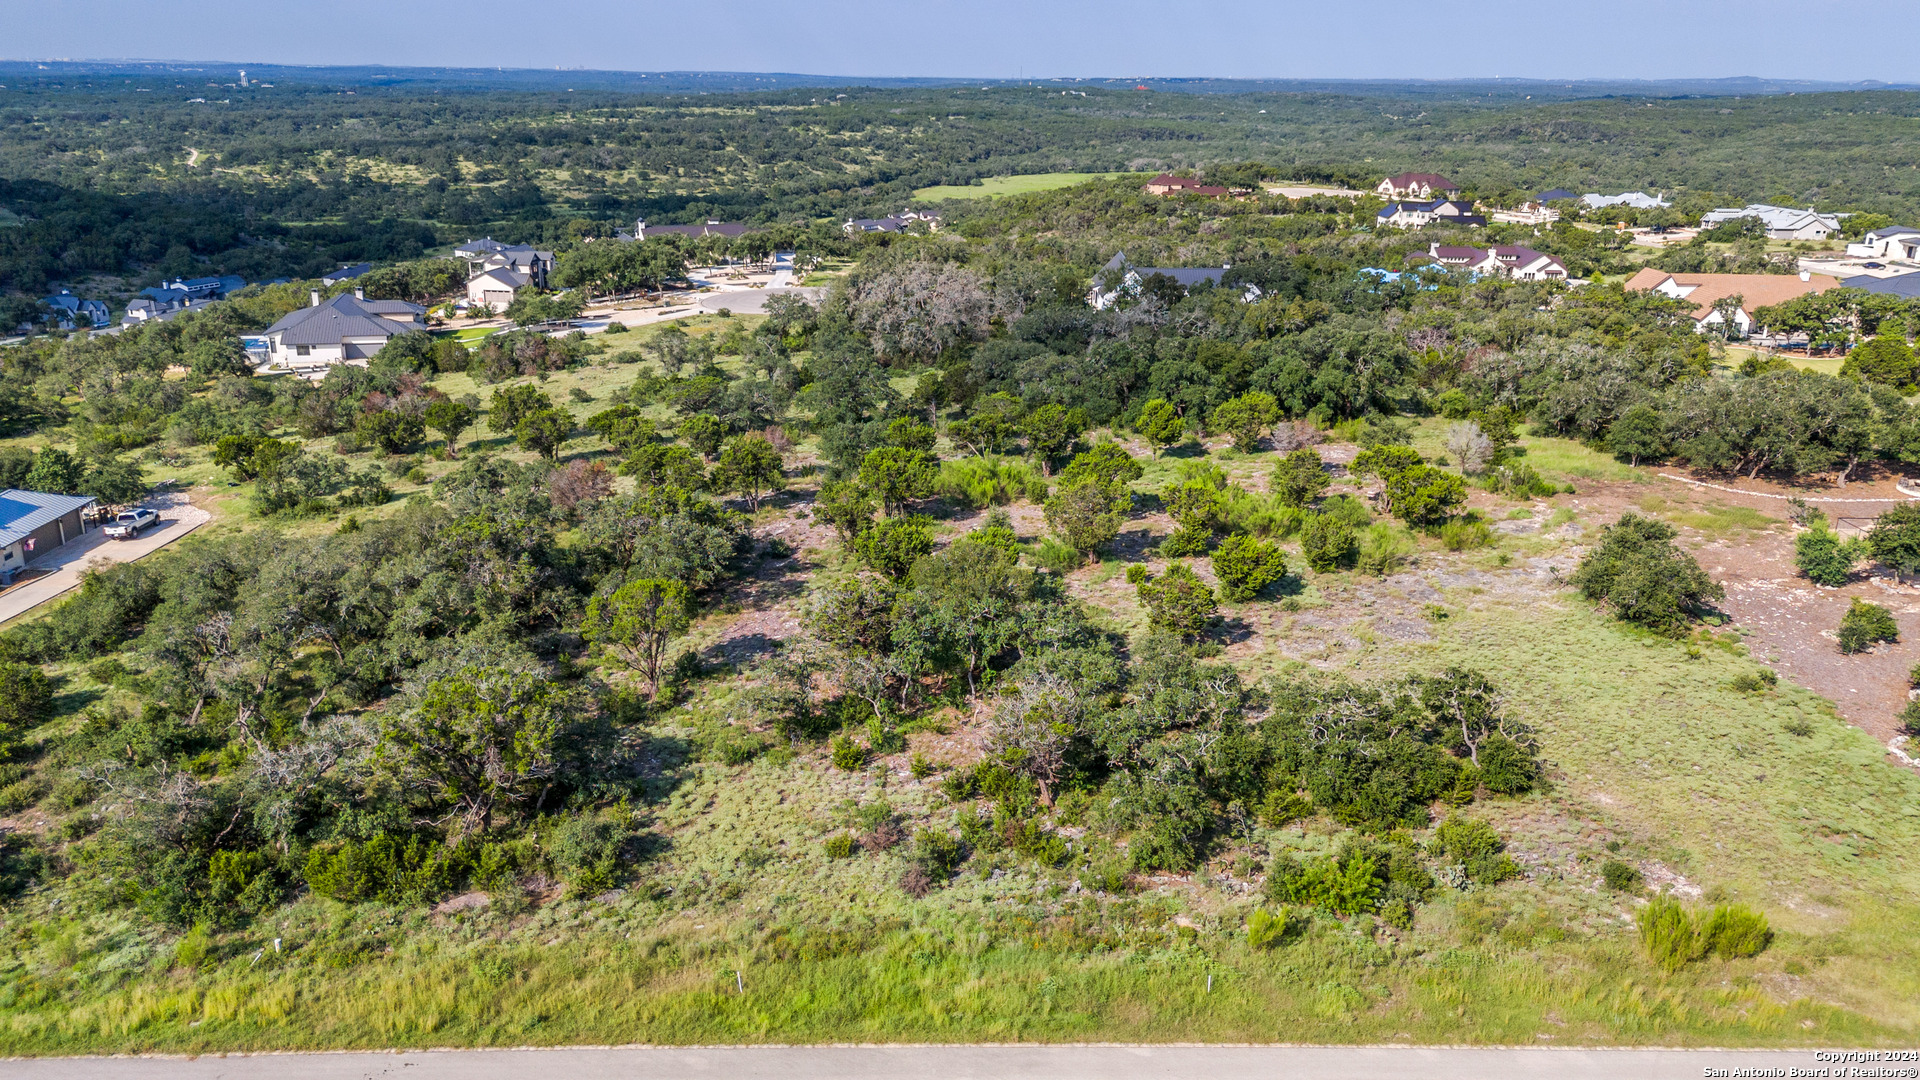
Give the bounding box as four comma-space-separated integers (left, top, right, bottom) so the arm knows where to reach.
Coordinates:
1270, 448, 1329, 508
585, 578, 694, 699
1058, 444, 1144, 504
1212, 534, 1287, 602
423, 400, 476, 458
679, 414, 726, 459
1137, 399, 1185, 456
514, 408, 574, 461
376, 665, 575, 834
859, 446, 938, 516
586, 404, 655, 453
1022, 403, 1086, 474
854, 515, 935, 580
1606, 404, 1668, 467
1570, 513, 1724, 633
1045, 479, 1124, 557
488, 384, 554, 435
1211, 391, 1280, 453
712, 434, 786, 510
1869, 503, 1920, 580
1137, 561, 1218, 639
1300, 512, 1357, 572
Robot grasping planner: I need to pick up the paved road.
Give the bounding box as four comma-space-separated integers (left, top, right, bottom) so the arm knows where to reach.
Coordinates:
0, 1044, 1842, 1080
0, 493, 209, 626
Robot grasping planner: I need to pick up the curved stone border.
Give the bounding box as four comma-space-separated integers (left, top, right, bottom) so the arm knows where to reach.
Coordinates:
1657, 472, 1919, 503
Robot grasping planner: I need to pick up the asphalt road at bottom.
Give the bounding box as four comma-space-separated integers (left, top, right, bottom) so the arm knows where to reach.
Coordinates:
1, 1045, 1857, 1080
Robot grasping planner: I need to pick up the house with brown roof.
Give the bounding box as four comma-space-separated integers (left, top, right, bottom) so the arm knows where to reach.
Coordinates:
1422, 243, 1569, 282
1623, 268, 1840, 337
1376, 173, 1460, 200
1143, 174, 1229, 198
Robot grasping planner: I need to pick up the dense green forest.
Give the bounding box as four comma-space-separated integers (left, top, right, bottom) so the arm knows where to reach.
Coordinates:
4, 74, 1920, 304
2, 77, 1920, 1052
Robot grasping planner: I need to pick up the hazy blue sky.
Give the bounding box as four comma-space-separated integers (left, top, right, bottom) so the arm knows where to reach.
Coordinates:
7, 0, 1915, 82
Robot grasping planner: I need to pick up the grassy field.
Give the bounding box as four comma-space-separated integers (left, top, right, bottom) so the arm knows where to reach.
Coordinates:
913, 173, 1134, 201
5, 592, 1916, 1053
6, 368, 1920, 1052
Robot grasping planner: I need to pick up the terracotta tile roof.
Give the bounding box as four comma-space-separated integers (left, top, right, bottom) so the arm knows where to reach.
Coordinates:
1624, 269, 1841, 320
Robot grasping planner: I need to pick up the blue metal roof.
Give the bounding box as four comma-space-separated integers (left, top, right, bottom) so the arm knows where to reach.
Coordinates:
0, 489, 97, 548
1841, 271, 1920, 298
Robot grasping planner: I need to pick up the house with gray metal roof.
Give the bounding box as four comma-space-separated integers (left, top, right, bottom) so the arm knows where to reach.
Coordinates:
453, 239, 553, 287
1088, 252, 1262, 309
1841, 270, 1920, 298
1846, 226, 1920, 262
1699, 204, 1841, 241
0, 489, 97, 585
322, 262, 374, 286
259, 289, 426, 376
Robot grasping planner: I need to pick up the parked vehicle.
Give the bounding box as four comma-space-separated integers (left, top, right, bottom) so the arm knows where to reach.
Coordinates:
103, 509, 160, 539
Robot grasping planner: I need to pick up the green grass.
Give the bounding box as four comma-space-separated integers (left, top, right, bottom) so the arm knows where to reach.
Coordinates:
7, 404, 1919, 1053
1634, 494, 1780, 537
6, 598, 1918, 1052
913, 173, 1133, 201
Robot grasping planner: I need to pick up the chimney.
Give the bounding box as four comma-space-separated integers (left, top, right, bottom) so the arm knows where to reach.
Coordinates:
310, 289, 321, 307
354, 286, 365, 300
1800, 270, 1811, 282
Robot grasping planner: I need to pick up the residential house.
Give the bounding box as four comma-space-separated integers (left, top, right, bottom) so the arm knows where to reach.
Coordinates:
1488, 201, 1560, 225
1087, 252, 1261, 309
1846, 226, 1920, 261
41, 290, 111, 330
1623, 267, 1840, 337
121, 285, 224, 327
467, 267, 529, 310
322, 262, 374, 286
1535, 188, 1579, 203
1377, 199, 1486, 229
161, 275, 247, 301
1840, 270, 1920, 299
843, 210, 944, 234
453, 239, 553, 289
1423, 243, 1568, 282
259, 288, 427, 376
618, 219, 754, 241
0, 489, 96, 585
1699, 204, 1842, 242
1583, 192, 1671, 211
1375, 173, 1460, 200
1143, 174, 1229, 198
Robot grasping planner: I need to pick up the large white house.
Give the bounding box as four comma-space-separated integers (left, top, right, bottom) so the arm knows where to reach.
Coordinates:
1375, 173, 1459, 200
259, 289, 427, 376
1582, 191, 1670, 211
1699, 204, 1843, 242
1624, 267, 1840, 337
1377, 199, 1486, 230
1846, 226, 1920, 261
1425, 243, 1569, 282
453, 239, 554, 288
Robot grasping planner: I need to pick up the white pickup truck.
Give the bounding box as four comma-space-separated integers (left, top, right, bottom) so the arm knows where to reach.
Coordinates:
103, 509, 160, 540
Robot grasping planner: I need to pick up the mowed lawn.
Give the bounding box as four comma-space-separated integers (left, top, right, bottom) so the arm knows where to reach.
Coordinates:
914, 173, 1134, 200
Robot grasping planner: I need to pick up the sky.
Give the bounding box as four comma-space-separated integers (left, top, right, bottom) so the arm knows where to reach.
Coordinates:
7, 0, 1918, 83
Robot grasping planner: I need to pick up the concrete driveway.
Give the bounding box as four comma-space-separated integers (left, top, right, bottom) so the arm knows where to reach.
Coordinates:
0, 493, 210, 627
698, 285, 826, 315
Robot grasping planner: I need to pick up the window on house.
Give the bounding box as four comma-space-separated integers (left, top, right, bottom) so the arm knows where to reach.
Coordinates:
296, 345, 310, 356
